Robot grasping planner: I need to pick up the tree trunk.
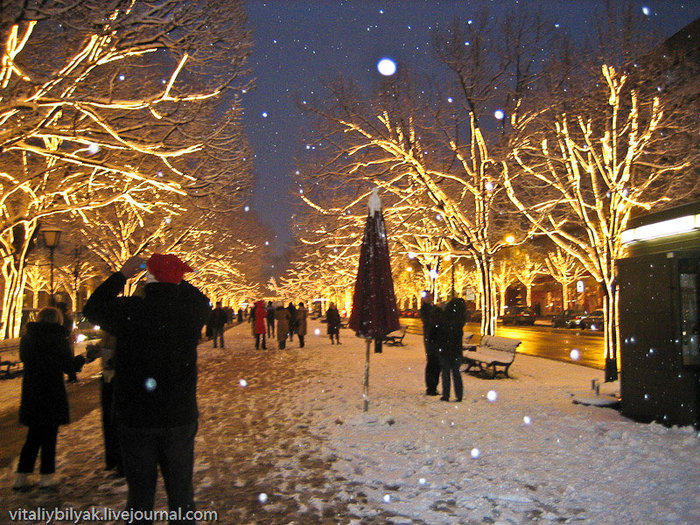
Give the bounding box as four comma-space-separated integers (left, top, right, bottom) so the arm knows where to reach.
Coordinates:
561, 281, 569, 311
478, 254, 496, 336
1, 262, 27, 339
499, 287, 507, 316
602, 281, 620, 382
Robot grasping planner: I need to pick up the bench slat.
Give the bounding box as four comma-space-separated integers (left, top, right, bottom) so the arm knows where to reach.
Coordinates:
462, 335, 521, 378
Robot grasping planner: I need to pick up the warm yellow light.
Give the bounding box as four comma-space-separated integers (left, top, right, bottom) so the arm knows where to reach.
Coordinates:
505, 235, 515, 244
406, 267, 413, 272
443, 255, 451, 261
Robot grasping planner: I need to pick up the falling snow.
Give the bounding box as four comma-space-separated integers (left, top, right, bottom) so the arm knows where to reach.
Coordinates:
1, 320, 698, 523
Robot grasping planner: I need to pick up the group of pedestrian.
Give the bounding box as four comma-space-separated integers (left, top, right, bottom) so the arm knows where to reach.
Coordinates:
420, 292, 467, 402
12, 250, 351, 523
14, 253, 210, 525
251, 300, 309, 350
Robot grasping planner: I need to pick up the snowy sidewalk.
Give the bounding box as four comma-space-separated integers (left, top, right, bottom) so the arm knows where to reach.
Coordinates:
2, 320, 699, 524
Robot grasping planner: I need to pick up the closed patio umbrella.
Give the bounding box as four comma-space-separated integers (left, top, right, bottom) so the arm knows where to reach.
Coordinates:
349, 188, 400, 411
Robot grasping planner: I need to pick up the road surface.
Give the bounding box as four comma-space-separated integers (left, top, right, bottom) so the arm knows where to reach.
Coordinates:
400, 317, 605, 370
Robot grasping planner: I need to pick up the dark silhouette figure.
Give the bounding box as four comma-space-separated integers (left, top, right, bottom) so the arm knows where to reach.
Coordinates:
83, 254, 210, 524
326, 303, 341, 344
420, 293, 441, 396
437, 298, 467, 402
14, 307, 79, 491
208, 301, 227, 348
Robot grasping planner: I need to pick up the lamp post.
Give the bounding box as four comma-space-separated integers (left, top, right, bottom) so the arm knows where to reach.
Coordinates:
41, 227, 62, 306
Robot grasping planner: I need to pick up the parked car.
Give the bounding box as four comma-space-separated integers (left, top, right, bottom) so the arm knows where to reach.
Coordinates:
499, 306, 536, 326
551, 309, 586, 328
572, 309, 605, 330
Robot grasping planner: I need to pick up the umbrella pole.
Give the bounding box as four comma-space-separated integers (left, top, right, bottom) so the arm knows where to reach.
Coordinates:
363, 337, 371, 412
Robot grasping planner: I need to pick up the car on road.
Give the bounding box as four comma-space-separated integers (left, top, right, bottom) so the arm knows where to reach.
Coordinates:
499, 306, 536, 325
551, 309, 586, 328
571, 309, 605, 330
566, 309, 605, 330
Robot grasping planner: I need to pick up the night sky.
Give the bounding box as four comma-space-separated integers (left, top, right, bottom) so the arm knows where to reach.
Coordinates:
242, 0, 700, 257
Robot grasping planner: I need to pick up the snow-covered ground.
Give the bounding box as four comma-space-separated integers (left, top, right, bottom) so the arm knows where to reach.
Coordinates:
1, 319, 699, 524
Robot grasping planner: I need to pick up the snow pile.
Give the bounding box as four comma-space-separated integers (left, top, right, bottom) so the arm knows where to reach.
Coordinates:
1, 320, 698, 524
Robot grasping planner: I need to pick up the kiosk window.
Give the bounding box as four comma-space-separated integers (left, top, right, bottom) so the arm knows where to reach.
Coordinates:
679, 258, 699, 366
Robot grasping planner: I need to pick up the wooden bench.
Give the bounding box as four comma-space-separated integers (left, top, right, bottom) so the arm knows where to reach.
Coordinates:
462, 335, 521, 378
463, 331, 475, 350
383, 325, 407, 346
0, 338, 22, 379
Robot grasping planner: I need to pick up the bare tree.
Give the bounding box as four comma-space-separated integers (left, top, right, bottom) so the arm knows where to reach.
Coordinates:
545, 247, 588, 311
506, 65, 688, 380
0, 0, 252, 336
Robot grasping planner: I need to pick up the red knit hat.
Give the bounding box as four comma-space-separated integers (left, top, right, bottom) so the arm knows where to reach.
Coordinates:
146, 253, 193, 284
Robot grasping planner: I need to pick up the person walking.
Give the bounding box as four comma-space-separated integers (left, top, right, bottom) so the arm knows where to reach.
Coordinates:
266, 301, 275, 337
13, 307, 80, 491
296, 302, 308, 348
287, 302, 297, 342
326, 302, 341, 345
275, 305, 291, 349
251, 300, 267, 349
420, 292, 441, 396
438, 297, 467, 402
208, 301, 227, 348
82, 253, 211, 524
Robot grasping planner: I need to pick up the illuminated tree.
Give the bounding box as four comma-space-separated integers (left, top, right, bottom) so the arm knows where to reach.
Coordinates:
0, 1, 252, 336
55, 255, 100, 314
23, 263, 48, 309
511, 250, 544, 308
545, 246, 588, 311
505, 65, 688, 380
492, 259, 517, 316
295, 6, 563, 335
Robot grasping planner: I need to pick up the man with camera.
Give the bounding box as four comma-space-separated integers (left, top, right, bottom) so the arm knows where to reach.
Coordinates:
83, 253, 211, 524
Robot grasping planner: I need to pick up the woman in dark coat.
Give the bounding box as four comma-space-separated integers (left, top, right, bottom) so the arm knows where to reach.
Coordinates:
14, 307, 77, 490
326, 302, 341, 344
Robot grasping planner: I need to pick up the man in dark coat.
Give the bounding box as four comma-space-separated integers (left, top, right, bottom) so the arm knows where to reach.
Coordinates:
420, 292, 441, 396
287, 302, 297, 341
208, 301, 227, 348
438, 297, 467, 402
83, 253, 211, 524
266, 301, 275, 337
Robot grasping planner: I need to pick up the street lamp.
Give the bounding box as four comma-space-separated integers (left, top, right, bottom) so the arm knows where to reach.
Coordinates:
41, 227, 62, 305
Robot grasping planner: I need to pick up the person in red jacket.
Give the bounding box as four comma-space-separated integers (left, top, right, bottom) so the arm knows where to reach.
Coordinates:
251, 300, 267, 349
83, 254, 210, 524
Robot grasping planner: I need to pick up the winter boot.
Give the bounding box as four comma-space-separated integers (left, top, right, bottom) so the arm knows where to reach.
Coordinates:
39, 474, 58, 490
12, 473, 31, 491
